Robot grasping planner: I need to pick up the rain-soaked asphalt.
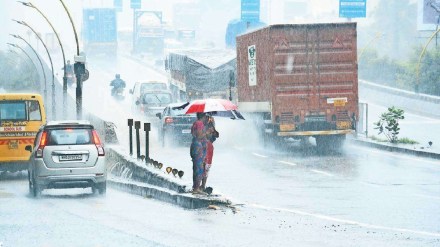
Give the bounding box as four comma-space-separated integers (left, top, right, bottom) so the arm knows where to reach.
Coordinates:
1, 53, 439, 246
0, 166, 438, 247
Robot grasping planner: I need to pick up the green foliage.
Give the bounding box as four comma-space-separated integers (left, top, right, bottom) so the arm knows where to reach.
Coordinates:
374, 106, 405, 143
398, 137, 419, 145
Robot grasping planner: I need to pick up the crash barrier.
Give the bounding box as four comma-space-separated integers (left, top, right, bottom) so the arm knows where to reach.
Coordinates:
350, 137, 440, 160
106, 147, 232, 209
360, 80, 440, 118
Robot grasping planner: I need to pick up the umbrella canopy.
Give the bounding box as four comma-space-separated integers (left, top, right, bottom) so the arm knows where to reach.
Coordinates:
184, 99, 238, 114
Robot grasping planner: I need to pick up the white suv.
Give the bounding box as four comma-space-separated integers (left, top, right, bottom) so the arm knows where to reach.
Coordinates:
26, 120, 106, 197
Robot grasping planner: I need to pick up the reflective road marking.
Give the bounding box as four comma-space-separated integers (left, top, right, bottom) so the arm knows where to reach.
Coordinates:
310, 169, 334, 177
249, 203, 440, 237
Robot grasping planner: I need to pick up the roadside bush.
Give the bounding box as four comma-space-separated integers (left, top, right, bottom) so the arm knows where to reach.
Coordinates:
374, 106, 405, 143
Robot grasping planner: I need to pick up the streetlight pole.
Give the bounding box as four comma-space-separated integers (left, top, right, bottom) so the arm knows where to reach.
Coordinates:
9, 35, 47, 100
58, 0, 83, 119
13, 19, 56, 120
19, 1, 68, 119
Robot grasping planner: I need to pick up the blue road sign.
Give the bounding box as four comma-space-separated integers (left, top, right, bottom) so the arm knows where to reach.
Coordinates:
131, 0, 141, 10
339, 0, 366, 18
241, 0, 260, 22
114, 0, 122, 12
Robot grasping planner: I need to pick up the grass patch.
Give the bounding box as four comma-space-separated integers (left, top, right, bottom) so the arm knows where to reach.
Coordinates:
370, 135, 419, 144
370, 135, 388, 142
397, 137, 419, 144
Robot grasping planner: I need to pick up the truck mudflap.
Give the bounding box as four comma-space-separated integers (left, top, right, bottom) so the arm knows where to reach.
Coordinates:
277, 129, 354, 137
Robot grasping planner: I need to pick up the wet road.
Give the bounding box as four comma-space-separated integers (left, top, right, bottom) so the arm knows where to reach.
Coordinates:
2, 52, 439, 246
0, 169, 438, 247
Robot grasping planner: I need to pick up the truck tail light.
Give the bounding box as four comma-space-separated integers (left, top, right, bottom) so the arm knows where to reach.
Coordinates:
165, 117, 174, 124
35, 131, 47, 158
92, 130, 105, 156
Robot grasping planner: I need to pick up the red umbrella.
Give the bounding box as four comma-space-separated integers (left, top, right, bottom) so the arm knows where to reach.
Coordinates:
184, 99, 238, 114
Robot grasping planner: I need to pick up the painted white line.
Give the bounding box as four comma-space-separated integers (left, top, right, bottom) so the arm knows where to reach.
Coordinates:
351, 146, 440, 166
249, 203, 440, 237
413, 194, 440, 200
360, 181, 381, 187
277, 160, 297, 166
310, 169, 334, 177
252, 153, 268, 158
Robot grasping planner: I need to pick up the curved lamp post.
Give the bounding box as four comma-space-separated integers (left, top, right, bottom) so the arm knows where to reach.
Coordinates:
7, 45, 40, 88
9, 35, 47, 99
19, 1, 68, 119
416, 28, 440, 93
13, 19, 56, 119
358, 32, 384, 61
58, 0, 82, 119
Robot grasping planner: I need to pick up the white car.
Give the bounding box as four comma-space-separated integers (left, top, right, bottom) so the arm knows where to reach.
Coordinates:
26, 120, 106, 197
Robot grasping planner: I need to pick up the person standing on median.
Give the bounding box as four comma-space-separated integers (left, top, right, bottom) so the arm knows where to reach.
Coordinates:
201, 114, 219, 192
190, 112, 208, 194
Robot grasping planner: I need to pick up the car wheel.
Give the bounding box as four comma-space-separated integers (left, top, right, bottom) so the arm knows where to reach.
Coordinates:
91, 186, 97, 194
28, 171, 32, 194
161, 130, 166, 147
31, 175, 41, 198
98, 182, 106, 195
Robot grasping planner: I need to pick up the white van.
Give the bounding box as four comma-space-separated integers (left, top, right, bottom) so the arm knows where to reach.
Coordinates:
129, 81, 172, 117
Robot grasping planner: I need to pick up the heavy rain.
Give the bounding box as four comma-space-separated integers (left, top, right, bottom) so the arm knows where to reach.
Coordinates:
0, 0, 439, 246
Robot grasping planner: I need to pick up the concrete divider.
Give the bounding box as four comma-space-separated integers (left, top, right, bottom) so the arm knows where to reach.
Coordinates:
106, 147, 232, 209
350, 137, 440, 160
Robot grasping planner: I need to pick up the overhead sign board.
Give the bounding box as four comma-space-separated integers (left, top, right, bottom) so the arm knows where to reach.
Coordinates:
418, 0, 440, 30
339, 0, 366, 18
131, 0, 141, 9
241, 0, 260, 22
114, 0, 123, 12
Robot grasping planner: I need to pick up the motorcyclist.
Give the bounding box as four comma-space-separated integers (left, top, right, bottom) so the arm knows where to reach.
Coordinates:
63, 60, 75, 86
110, 74, 126, 96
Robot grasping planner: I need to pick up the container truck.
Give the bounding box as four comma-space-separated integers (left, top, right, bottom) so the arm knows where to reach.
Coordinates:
236, 23, 359, 148
82, 8, 118, 57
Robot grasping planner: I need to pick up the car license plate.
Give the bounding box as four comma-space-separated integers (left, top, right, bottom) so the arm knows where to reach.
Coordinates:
59, 154, 82, 161
280, 124, 295, 131
336, 121, 351, 129
182, 129, 191, 134
8, 140, 18, 149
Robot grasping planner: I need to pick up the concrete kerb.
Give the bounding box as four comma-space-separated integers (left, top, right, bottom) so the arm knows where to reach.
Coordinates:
350, 137, 440, 160
106, 147, 232, 209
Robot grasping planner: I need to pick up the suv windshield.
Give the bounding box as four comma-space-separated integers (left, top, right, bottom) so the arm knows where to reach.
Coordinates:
47, 128, 92, 145
142, 93, 172, 104
140, 82, 167, 92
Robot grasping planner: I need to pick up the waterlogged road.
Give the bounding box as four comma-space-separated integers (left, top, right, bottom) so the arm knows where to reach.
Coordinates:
0, 167, 438, 247
2, 54, 438, 246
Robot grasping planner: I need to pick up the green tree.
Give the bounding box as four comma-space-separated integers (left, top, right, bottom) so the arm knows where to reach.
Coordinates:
366, 0, 418, 60
374, 106, 405, 143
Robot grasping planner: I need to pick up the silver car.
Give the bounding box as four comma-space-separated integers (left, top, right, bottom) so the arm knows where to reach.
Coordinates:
26, 120, 106, 197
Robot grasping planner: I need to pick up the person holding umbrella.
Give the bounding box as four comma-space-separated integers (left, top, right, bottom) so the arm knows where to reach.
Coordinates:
190, 112, 208, 194
201, 114, 219, 192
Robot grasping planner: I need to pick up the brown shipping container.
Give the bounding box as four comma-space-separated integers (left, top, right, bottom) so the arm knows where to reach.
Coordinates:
236, 23, 358, 144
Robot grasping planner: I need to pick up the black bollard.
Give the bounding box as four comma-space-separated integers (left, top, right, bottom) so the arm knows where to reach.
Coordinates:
128, 119, 133, 156
144, 122, 150, 163
135, 121, 141, 159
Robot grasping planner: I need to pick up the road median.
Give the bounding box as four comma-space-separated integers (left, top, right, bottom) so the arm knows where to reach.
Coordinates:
106, 147, 232, 209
